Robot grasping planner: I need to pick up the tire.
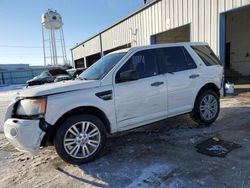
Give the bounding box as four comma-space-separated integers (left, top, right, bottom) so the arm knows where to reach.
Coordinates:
191, 90, 220, 126
54, 114, 107, 165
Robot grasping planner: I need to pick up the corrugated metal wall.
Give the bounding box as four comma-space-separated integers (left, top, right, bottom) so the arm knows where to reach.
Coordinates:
72, 0, 250, 62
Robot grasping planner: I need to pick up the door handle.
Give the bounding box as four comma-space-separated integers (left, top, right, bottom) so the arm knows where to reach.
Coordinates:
151, 81, 164, 87
189, 74, 200, 79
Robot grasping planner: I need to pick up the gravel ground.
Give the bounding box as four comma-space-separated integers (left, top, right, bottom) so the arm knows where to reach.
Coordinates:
1, 90, 250, 187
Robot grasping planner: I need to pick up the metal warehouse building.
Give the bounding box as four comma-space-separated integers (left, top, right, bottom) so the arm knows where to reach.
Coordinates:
71, 0, 250, 82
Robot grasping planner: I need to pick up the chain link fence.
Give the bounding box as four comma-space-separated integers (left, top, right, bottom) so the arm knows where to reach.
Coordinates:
0, 68, 46, 86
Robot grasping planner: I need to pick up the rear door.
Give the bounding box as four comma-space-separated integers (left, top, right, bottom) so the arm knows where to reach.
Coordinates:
114, 48, 168, 130
158, 46, 200, 116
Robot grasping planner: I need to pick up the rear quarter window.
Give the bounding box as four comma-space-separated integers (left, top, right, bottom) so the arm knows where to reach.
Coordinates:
192, 45, 221, 66
159, 46, 197, 73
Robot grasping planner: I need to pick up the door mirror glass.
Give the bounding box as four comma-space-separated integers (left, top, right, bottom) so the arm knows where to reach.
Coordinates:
117, 70, 139, 83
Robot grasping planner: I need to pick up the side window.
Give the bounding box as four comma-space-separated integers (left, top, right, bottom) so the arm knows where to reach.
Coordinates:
160, 47, 197, 73
192, 45, 221, 66
116, 49, 159, 83
183, 48, 197, 69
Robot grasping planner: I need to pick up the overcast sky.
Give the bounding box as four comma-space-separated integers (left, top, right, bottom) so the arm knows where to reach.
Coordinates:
0, 0, 143, 66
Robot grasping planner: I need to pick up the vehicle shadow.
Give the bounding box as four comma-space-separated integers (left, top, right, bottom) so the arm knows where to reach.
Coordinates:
57, 106, 250, 188
56, 166, 106, 187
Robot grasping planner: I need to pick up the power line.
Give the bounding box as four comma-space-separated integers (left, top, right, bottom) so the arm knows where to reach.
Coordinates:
0, 45, 42, 49
0, 45, 74, 49
0, 57, 43, 59
0, 62, 43, 64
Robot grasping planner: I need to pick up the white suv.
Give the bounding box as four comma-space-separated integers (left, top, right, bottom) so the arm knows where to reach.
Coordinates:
4, 43, 224, 164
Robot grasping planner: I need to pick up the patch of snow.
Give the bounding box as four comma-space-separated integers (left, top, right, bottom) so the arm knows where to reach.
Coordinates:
160, 178, 189, 188
126, 163, 174, 188
0, 91, 18, 132
0, 133, 5, 140
0, 84, 25, 92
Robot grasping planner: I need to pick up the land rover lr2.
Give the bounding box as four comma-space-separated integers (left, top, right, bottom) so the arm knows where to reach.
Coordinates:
4, 43, 224, 164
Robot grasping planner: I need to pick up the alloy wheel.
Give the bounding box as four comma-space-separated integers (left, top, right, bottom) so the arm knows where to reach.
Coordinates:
200, 94, 218, 121
63, 121, 101, 159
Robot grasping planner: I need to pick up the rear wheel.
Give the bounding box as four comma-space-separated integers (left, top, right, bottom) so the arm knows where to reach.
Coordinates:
191, 90, 220, 126
54, 114, 106, 165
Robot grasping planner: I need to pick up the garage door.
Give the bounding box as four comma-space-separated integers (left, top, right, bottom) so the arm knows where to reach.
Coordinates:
224, 5, 250, 83
154, 24, 190, 44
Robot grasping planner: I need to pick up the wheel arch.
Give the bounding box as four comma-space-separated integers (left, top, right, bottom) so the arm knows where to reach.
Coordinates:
43, 106, 111, 145
194, 83, 220, 107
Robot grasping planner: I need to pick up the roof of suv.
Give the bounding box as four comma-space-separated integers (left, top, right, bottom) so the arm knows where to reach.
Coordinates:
109, 42, 208, 55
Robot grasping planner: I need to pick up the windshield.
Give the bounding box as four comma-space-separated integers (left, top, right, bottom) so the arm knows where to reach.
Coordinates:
80, 52, 126, 80
67, 69, 75, 76
38, 71, 51, 78
49, 68, 69, 76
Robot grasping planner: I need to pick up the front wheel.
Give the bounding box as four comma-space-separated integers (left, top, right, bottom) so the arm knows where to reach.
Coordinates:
191, 90, 220, 126
54, 114, 107, 165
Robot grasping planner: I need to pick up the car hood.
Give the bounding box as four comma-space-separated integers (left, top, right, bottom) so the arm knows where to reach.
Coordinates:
18, 79, 101, 98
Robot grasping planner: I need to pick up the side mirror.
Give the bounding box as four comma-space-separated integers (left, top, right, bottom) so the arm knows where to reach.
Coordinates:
117, 70, 139, 83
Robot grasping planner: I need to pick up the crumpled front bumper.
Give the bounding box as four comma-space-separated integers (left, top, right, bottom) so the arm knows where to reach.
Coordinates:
4, 118, 45, 154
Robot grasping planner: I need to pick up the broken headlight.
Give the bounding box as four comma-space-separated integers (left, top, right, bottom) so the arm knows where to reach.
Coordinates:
16, 98, 47, 117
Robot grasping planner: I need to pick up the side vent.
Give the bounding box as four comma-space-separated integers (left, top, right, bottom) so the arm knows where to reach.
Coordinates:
95, 90, 113, 101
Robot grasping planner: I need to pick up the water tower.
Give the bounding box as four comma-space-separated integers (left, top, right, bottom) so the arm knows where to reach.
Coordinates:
41, 9, 67, 66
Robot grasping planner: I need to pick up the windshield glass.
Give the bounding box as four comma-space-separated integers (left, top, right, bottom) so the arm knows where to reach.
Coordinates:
38, 71, 51, 78
80, 52, 126, 80
49, 69, 69, 76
